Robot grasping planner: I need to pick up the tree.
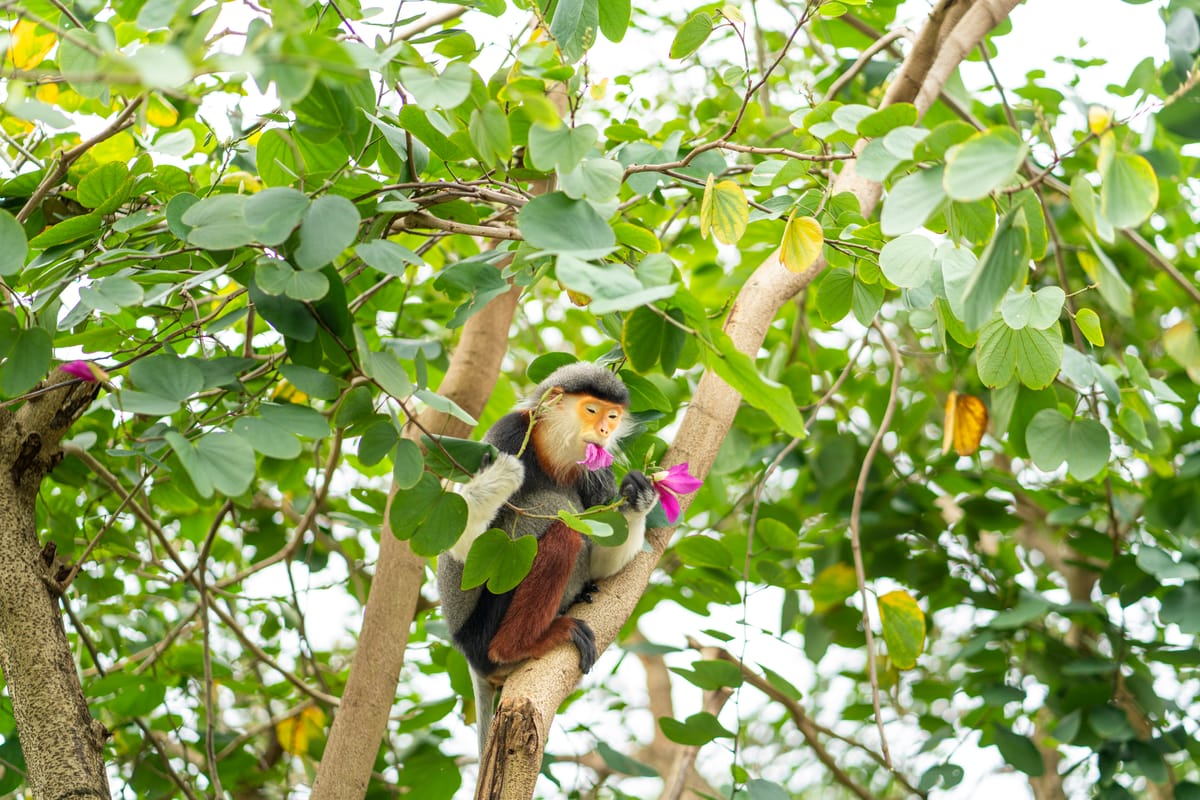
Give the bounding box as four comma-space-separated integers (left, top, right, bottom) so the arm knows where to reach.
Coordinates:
1, 0, 1197, 798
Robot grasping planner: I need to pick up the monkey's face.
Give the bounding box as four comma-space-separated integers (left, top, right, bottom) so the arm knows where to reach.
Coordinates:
574, 394, 624, 446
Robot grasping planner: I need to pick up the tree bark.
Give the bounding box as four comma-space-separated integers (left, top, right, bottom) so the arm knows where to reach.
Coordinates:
0, 370, 108, 799
311, 285, 521, 799
483, 1, 1023, 795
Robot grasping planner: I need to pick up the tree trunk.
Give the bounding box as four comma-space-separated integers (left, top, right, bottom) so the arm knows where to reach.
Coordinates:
0, 371, 109, 798
482, 0, 1023, 795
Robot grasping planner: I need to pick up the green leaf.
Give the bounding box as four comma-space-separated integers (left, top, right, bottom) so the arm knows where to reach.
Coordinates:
246, 187, 310, 246
811, 562, 856, 613
79, 276, 144, 313
976, 318, 1063, 390
559, 158, 624, 202
232, 416, 303, 460
814, 269, 853, 324
1025, 409, 1110, 480
392, 439, 425, 490
77, 162, 132, 211
881, 166, 946, 236
706, 333, 806, 439
852, 276, 884, 325
1100, 151, 1158, 229
675, 536, 731, 569
962, 209, 1029, 330
182, 194, 256, 250
399, 62, 474, 108
518, 192, 615, 257
260, 402, 331, 439
857, 103, 918, 137
30, 213, 103, 248
295, 195, 359, 270
670, 12, 714, 59
468, 101, 512, 168
169, 431, 257, 499
434, 259, 513, 327
622, 306, 686, 374
461, 528, 539, 593
397, 105, 466, 162
358, 419, 400, 466
1075, 309, 1099, 347
129, 354, 204, 403
0, 327, 51, 397
1135, 545, 1200, 581
1000, 286, 1064, 330
595, 741, 657, 778
658, 712, 734, 746
421, 435, 497, 482
388, 472, 468, 556
416, 388, 477, 426
671, 659, 743, 690
0, 210, 27, 276
878, 589, 926, 670
549, 0, 599, 63
355, 239, 423, 276
528, 123, 597, 172
598, 0, 631, 42
991, 725, 1044, 777
943, 127, 1028, 201
1079, 235, 1133, 318
879, 234, 936, 289
1070, 174, 1114, 243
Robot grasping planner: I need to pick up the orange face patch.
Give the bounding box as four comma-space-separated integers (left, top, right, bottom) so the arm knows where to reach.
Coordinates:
574, 394, 624, 443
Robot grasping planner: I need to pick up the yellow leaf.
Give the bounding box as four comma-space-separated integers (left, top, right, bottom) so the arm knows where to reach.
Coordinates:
589, 77, 609, 100
1074, 308, 1104, 347
146, 95, 180, 127
709, 180, 748, 245
698, 173, 716, 240
1164, 320, 1200, 383
811, 562, 856, 613
878, 589, 925, 670
780, 214, 823, 273
276, 706, 326, 756
8, 20, 56, 70
942, 390, 988, 457
35, 83, 59, 104
1087, 105, 1112, 136
89, 129, 137, 164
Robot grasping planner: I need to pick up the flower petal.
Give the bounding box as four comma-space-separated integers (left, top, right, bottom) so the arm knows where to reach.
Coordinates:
61, 361, 99, 382
655, 486, 681, 524
577, 442, 614, 470
655, 462, 703, 494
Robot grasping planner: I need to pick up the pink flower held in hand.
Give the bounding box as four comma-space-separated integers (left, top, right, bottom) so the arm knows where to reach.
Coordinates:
651, 463, 703, 524
577, 442, 614, 470
61, 361, 107, 382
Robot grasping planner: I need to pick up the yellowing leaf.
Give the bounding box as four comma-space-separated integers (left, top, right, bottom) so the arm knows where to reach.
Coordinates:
1087, 105, 1112, 136
942, 390, 988, 457
89, 129, 137, 163
8, 20, 56, 70
780, 214, 824, 273
1075, 308, 1104, 347
878, 589, 926, 670
276, 706, 326, 756
1164, 320, 1200, 382
811, 562, 856, 613
705, 178, 744, 244
146, 95, 180, 127
35, 83, 59, 104
698, 173, 716, 240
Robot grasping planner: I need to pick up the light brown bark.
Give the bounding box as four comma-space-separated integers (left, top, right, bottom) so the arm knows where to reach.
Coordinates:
484, 1, 1023, 795
311, 285, 521, 799
0, 371, 108, 799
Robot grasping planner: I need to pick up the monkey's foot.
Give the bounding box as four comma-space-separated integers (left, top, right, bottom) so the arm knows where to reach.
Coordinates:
571, 619, 598, 673
574, 580, 600, 604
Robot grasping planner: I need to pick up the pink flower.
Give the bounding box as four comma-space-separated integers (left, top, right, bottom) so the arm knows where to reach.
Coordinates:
577, 442, 614, 470
61, 361, 106, 382
651, 463, 703, 524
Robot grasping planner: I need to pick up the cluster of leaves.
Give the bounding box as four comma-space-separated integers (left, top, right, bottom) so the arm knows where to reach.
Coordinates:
0, 0, 1198, 797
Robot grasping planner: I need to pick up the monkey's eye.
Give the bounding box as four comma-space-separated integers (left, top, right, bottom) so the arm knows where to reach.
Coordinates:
608, 412, 619, 421
584, 405, 598, 415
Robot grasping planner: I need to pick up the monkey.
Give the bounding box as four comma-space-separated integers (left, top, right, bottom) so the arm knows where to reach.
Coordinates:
435, 362, 657, 757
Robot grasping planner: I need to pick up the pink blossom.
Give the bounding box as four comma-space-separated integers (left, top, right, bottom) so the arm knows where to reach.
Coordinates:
577, 442, 614, 470
61, 361, 105, 382
651, 463, 703, 524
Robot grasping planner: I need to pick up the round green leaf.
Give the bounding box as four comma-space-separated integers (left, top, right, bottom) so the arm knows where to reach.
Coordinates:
256, 129, 303, 187
1013, 324, 1063, 390
1026, 409, 1110, 480
517, 192, 615, 257
355, 239, 423, 276
528, 122, 597, 173
814, 268, 853, 324
881, 166, 946, 236
358, 419, 400, 466
246, 187, 310, 246
598, 0, 631, 41
295, 195, 359, 270
389, 472, 468, 556
129, 354, 204, 402
0, 209, 28, 277
76, 162, 131, 210
1100, 151, 1158, 229
468, 101, 512, 168
398, 62, 474, 108
461, 528, 538, 593
658, 712, 734, 746
392, 439, 425, 490
675, 536, 731, 569
879, 234, 936, 289
962, 209, 1029, 331
943, 127, 1028, 201
0, 327, 52, 397
857, 103, 918, 138
878, 589, 926, 670
232, 417, 303, 460
182, 194, 256, 250
560, 157, 624, 202
992, 724, 1044, 777
255, 259, 293, 296
1000, 286, 1065, 330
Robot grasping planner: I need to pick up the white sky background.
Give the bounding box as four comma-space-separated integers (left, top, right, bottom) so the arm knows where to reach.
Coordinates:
262, 2, 1175, 799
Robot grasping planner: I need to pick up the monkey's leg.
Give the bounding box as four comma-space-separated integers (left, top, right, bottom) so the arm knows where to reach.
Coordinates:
487, 522, 598, 673
591, 470, 656, 579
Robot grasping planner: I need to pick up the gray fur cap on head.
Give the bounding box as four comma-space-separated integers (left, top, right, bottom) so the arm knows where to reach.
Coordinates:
524, 362, 629, 407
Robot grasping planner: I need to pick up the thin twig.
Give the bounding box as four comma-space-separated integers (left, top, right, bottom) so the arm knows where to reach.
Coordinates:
825, 27, 914, 102
849, 322, 903, 768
